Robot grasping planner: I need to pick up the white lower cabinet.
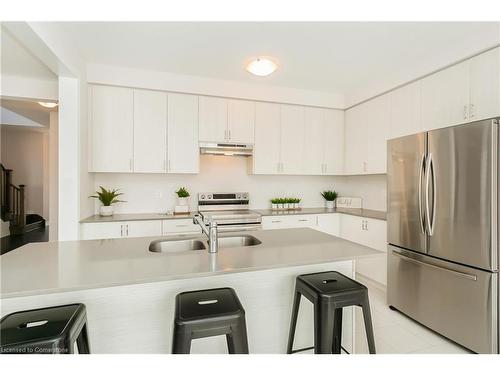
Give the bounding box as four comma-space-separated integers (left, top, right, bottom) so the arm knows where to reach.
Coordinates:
162, 219, 201, 235
262, 214, 318, 230
317, 213, 340, 236
340, 215, 387, 285
81, 220, 162, 240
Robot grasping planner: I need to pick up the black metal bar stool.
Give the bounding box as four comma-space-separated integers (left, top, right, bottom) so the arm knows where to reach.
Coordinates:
287, 271, 376, 354
172, 287, 249, 354
0, 303, 90, 354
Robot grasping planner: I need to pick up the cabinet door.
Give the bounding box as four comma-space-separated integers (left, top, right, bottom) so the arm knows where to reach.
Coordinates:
389, 81, 422, 139
469, 47, 500, 121
303, 107, 324, 175
227, 99, 255, 144
344, 106, 365, 175
81, 222, 124, 240
133, 89, 167, 173
364, 218, 387, 252
90, 85, 134, 172
126, 220, 162, 238
162, 219, 201, 235
422, 62, 469, 130
167, 93, 199, 173
317, 213, 340, 236
252, 102, 281, 174
280, 105, 305, 175
199, 96, 227, 143
323, 109, 344, 175
364, 94, 390, 174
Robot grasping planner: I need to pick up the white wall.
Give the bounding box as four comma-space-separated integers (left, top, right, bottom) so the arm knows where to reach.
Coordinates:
0, 126, 47, 217
90, 155, 385, 215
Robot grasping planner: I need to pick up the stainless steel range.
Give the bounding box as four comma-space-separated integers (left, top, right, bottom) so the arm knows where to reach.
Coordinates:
197, 192, 262, 232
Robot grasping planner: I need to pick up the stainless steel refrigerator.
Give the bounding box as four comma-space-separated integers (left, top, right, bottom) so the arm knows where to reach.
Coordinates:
387, 118, 499, 354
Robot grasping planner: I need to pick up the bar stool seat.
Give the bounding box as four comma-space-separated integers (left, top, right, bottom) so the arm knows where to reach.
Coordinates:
172, 287, 249, 354
0, 304, 90, 354
287, 271, 376, 354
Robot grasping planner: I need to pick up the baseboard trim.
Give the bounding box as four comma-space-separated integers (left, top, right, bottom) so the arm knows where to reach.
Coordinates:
355, 272, 387, 294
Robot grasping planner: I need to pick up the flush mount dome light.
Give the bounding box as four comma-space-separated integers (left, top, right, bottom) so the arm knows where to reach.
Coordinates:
246, 57, 277, 77
38, 102, 58, 108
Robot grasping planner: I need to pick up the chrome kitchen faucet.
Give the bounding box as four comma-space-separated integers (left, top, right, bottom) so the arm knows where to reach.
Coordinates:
193, 214, 218, 253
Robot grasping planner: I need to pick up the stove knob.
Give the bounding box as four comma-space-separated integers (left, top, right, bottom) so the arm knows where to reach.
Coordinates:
236, 194, 241, 199
201, 195, 205, 200
243, 194, 248, 199
208, 195, 212, 199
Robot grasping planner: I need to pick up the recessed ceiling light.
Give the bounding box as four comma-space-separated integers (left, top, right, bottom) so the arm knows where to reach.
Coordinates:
246, 57, 277, 77
38, 102, 58, 109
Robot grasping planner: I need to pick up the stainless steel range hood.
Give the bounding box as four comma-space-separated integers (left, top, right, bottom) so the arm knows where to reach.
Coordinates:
199, 142, 253, 156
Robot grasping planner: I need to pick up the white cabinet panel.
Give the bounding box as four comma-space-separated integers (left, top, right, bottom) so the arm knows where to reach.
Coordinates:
81, 220, 161, 240
133, 89, 167, 173
261, 216, 290, 229
323, 109, 344, 175
227, 99, 255, 144
344, 105, 365, 175
446, 61, 470, 127
303, 107, 324, 175
389, 81, 422, 139
280, 105, 305, 175
89, 85, 134, 172
252, 102, 281, 174
317, 213, 340, 236
199, 96, 227, 143
162, 219, 201, 235
167, 93, 199, 173
262, 214, 316, 229
469, 47, 500, 121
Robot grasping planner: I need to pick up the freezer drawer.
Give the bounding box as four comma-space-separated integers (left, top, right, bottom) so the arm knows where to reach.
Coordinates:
387, 245, 498, 353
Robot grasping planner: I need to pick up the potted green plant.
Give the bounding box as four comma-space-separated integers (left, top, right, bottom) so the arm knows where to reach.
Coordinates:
293, 198, 301, 209
89, 186, 125, 216
271, 198, 279, 210
321, 190, 338, 209
283, 198, 290, 210
175, 187, 190, 206
277, 198, 284, 210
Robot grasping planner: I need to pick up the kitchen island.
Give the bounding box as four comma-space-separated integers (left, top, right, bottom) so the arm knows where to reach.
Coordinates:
1, 228, 381, 353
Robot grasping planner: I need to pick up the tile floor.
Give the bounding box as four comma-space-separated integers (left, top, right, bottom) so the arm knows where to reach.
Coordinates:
353, 275, 471, 354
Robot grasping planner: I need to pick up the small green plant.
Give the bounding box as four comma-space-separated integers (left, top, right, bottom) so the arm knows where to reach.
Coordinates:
271, 198, 280, 204
89, 186, 125, 206
321, 190, 338, 201
176, 187, 190, 198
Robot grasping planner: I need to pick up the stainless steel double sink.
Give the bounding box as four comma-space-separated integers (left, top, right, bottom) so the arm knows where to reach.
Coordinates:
149, 235, 262, 253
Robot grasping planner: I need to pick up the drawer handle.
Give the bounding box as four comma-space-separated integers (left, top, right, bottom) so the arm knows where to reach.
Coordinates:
175, 224, 189, 227
272, 220, 282, 223
393, 250, 477, 281
298, 219, 309, 222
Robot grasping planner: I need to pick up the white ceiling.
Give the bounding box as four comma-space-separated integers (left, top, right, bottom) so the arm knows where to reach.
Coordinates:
1, 27, 57, 81
56, 22, 499, 97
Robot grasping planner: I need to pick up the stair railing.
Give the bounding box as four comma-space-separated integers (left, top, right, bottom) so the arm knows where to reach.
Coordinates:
1, 164, 26, 228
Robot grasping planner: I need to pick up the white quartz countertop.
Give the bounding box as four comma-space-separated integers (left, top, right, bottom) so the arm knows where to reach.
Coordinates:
0, 228, 381, 299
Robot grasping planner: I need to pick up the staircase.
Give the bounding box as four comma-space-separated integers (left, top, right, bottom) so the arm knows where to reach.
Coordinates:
1, 163, 45, 235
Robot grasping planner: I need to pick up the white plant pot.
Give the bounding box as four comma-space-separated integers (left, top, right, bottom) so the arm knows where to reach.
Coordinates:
325, 200, 335, 209
177, 197, 188, 206
272, 203, 278, 210
99, 205, 114, 216
277, 204, 284, 209
284, 203, 289, 209
294, 203, 300, 209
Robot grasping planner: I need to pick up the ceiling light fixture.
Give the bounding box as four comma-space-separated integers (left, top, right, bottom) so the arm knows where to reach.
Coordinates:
246, 57, 277, 77
38, 102, 58, 109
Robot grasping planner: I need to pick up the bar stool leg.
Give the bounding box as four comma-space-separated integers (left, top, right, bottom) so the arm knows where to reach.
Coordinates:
314, 304, 335, 354
76, 323, 91, 354
361, 294, 376, 354
172, 327, 192, 354
227, 319, 249, 354
332, 308, 343, 354
286, 290, 301, 354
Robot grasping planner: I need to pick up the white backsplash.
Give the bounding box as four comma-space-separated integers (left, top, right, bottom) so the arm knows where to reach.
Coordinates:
90, 155, 387, 215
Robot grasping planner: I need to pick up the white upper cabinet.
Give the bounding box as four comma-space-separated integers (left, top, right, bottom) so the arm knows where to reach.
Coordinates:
469, 47, 500, 121
280, 104, 305, 175
344, 94, 390, 175
303, 107, 324, 175
198, 96, 228, 143
89, 85, 134, 172
323, 109, 344, 175
167, 93, 199, 173
389, 81, 422, 139
252, 102, 281, 174
133, 89, 168, 173
227, 99, 255, 144
304, 107, 344, 175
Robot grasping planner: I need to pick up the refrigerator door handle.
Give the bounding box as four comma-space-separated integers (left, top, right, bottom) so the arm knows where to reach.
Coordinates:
392, 250, 477, 281
418, 153, 426, 234
425, 152, 436, 236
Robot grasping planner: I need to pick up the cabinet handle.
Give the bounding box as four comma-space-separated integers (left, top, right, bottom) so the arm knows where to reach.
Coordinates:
129, 159, 133, 171
176, 224, 188, 227
120, 225, 123, 237
168, 160, 171, 172
363, 162, 367, 173
272, 220, 282, 223
228, 129, 231, 140
224, 129, 227, 140
163, 160, 167, 172
126, 225, 129, 236
463, 105, 468, 120
298, 219, 309, 222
